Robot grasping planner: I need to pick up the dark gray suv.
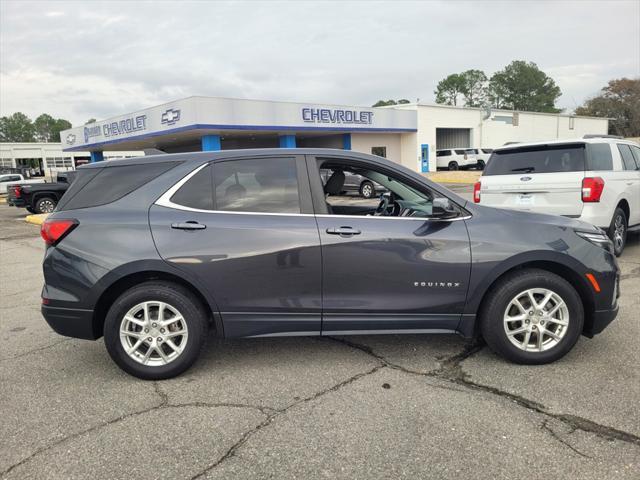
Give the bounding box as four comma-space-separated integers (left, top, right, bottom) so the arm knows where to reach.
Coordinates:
40, 149, 620, 379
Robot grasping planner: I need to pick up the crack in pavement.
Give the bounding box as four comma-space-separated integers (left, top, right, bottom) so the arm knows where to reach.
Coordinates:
0, 338, 72, 363
188, 364, 385, 480
328, 336, 640, 448
0, 381, 272, 477
541, 419, 593, 459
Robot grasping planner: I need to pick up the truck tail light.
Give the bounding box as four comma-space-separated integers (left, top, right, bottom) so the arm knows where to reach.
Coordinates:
13, 186, 21, 198
582, 177, 604, 202
473, 181, 481, 203
41, 219, 78, 246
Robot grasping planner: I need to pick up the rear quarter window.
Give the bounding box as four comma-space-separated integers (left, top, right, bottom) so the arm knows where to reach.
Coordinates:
57, 161, 180, 211
617, 144, 639, 170
586, 143, 613, 171
483, 144, 585, 175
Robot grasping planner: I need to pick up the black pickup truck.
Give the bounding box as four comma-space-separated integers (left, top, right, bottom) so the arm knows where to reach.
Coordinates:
7, 172, 75, 214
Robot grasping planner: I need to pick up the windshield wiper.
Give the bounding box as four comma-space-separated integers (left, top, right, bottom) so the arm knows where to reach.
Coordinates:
510, 167, 536, 173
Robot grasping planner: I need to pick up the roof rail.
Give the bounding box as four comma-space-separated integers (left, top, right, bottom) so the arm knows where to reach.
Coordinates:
583, 134, 623, 139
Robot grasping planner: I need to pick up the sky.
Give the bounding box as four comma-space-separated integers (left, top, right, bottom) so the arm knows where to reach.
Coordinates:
1, 0, 639, 126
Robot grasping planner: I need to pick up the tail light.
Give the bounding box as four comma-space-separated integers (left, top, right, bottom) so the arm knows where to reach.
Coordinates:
473, 181, 481, 203
40, 219, 78, 246
582, 177, 605, 202
13, 185, 21, 198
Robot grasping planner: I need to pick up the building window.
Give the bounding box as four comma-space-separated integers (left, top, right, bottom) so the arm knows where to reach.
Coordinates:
371, 147, 387, 158
569, 117, 575, 130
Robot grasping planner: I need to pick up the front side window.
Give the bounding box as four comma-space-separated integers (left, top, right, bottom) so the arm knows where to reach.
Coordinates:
319, 160, 459, 219
213, 157, 300, 213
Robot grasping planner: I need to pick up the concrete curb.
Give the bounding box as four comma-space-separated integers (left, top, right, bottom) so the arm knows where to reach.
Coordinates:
0, 197, 6, 204
25, 213, 48, 225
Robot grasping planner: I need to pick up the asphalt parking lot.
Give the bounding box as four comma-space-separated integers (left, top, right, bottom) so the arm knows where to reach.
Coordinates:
1, 189, 639, 480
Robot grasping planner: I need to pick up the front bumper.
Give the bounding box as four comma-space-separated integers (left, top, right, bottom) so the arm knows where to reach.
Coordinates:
41, 304, 99, 340
583, 305, 619, 337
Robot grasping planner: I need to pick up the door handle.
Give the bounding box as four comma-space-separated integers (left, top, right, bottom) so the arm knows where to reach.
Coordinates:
171, 221, 206, 230
326, 226, 361, 236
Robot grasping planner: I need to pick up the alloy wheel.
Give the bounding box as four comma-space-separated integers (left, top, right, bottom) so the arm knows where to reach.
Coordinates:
119, 301, 189, 366
362, 183, 373, 198
39, 199, 55, 213
613, 214, 625, 252
503, 288, 569, 352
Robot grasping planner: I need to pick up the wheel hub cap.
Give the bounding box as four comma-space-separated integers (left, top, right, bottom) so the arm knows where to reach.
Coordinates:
503, 288, 569, 352
119, 301, 188, 366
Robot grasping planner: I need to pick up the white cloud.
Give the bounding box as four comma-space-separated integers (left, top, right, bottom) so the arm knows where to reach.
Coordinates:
1, 0, 638, 124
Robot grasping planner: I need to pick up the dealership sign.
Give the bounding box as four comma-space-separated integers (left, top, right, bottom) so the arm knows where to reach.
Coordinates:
302, 108, 373, 125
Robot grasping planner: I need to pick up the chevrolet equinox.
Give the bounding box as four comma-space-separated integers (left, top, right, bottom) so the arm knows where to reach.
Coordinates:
40, 149, 620, 379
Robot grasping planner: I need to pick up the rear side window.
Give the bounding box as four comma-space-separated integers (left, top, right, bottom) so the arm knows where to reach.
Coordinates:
483, 144, 585, 176
454, 149, 467, 155
170, 165, 213, 210
631, 146, 640, 166
213, 157, 300, 213
586, 143, 613, 171
617, 144, 639, 170
481, 149, 493, 154
57, 161, 179, 211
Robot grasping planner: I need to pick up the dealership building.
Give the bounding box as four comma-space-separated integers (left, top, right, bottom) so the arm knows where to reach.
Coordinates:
58, 96, 609, 172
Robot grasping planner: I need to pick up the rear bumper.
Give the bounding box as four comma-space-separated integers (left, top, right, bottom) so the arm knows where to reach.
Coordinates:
583, 305, 619, 338
41, 304, 99, 340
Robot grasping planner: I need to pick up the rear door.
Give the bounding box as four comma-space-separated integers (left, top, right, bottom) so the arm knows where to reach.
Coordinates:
149, 156, 322, 338
480, 143, 585, 216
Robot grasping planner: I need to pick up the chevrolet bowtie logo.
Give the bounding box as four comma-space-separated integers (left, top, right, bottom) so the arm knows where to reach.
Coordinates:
161, 109, 181, 125
65, 134, 76, 145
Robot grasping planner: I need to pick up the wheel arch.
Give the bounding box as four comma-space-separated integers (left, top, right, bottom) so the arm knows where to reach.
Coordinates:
467, 256, 596, 337
90, 263, 223, 339
615, 198, 630, 224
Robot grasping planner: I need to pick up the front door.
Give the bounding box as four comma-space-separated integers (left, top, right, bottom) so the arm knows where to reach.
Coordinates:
150, 155, 322, 338
308, 155, 472, 335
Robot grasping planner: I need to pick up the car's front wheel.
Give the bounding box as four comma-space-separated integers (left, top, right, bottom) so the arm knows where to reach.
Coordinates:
607, 207, 627, 257
476, 160, 485, 170
480, 269, 583, 364
360, 181, 375, 199
104, 281, 208, 379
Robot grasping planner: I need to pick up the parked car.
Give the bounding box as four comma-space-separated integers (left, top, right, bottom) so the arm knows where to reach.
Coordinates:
470, 148, 494, 170
7, 171, 75, 213
320, 168, 386, 198
40, 149, 619, 379
0, 173, 44, 194
436, 148, 477, 170
474, 137, 640, 256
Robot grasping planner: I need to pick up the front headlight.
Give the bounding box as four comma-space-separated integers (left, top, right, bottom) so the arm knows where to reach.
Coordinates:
575, 230, 612, 251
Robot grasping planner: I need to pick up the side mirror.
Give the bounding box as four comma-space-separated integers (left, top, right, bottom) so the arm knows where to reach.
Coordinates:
431, 197, 460, 219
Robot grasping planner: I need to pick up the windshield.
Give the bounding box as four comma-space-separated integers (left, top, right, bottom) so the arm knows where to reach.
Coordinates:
483, 144, 585, 175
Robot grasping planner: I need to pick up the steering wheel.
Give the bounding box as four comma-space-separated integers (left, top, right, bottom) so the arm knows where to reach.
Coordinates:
374, 193, 400, 216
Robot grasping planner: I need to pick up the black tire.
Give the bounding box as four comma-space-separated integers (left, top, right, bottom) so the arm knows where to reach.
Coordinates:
479, 268, 583, 365
476, 160, 485, 170
26, 206, 35, 214
360, 181, 375, 199
607, 207, 627, 257
34, 196, 56, 214
448, 161, 459, 171
104, 281, 208, 380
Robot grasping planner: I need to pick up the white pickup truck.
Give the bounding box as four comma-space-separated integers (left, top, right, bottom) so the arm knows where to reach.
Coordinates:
0, 173, 45, 194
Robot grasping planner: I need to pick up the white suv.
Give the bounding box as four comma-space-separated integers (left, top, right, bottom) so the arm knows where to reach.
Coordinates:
436, 148, 478, 170
474, 137, 640, 256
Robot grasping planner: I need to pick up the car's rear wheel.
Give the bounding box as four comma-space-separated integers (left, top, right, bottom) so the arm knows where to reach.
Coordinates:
480, 269, 583, 364
448, 161, 459, 171
360, 181, 375, 199
35, 196, 56, 214
607, 207, 627, 257
104, 281, 207, 379
476, 160, 485, 170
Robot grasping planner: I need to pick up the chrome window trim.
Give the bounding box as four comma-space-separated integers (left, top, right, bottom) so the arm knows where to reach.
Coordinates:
156, 163, 472, 222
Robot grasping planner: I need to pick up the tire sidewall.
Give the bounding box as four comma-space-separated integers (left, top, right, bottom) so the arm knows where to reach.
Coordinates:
449, 162, 459, 171
360, 181, 374, 198
35, 197, 56, 214
104, 282, 207, 380
608, 208, 627, 257
480, 270, 584, 364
